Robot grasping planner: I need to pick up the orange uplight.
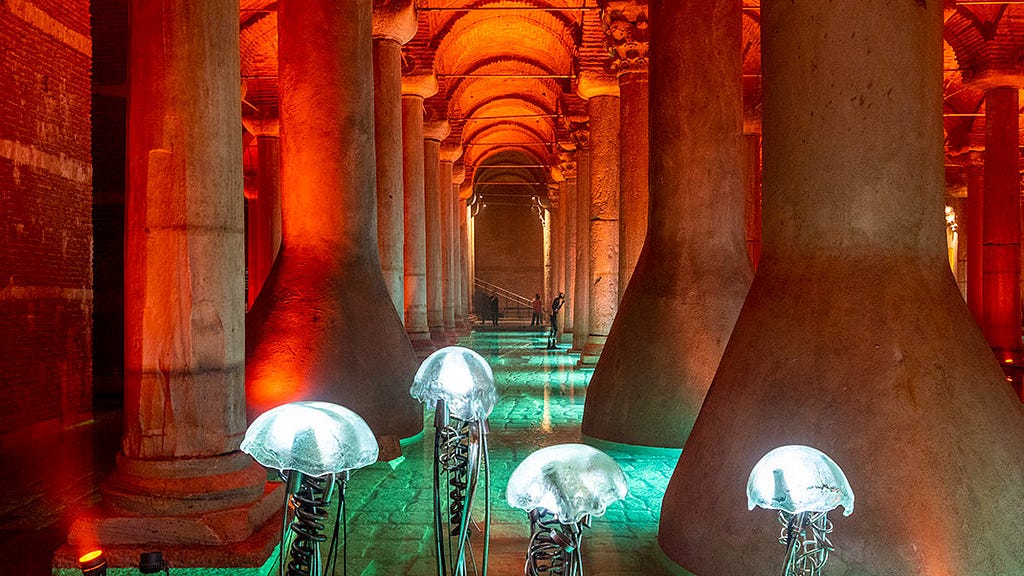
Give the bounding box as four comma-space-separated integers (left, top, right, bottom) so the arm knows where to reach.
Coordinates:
79, 550, 103, 563
1005, 358, 1013, 364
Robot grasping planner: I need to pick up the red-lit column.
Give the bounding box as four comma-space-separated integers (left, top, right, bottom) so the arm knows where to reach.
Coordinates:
561, 160, 578, 343
659, 0, 1024, 573
242, 117, 282, 309
957, 149, 984, 323
69, 0, 278, 561
372, 2, 417, 319
246, 0, 421, 445
440, 142, 460, 342
550, 181, 564, 311
583, 0, 750, 447
604, 1, 650, 298
744, 129, 763, 269
980, 85, 1022, 366
424, 120, 449, 345
401, 75, 437, 357
572, 134, 592, 353
578, 75, 621, 366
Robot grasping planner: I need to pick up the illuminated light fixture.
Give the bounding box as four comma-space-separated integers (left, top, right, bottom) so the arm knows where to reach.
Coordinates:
139, 551, 168, 575
506, 444, 628, 576
411, 346, 499, 576
241, 401, 379, 576
747, 445, 854, 576
78, 550, 107, 576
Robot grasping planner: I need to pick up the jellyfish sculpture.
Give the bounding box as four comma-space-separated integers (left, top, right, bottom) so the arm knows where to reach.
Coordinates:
241, 401, 379, 576
747, 445, 855, 576
506, 444, 628, 576
411, 346, 499, 576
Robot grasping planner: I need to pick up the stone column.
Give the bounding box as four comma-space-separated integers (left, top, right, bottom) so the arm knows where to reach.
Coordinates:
549, 181, 564, 311
543, 205, 553, 306
572, 137, 592, 353
401, 74, 438, 357
246, 0, 421, 447
468, 192, 477, 320
440, 143, 460, 342
604, 1, 650, 298
743, 130, 763, 269
959, 150, 984, 323
659, 1, 1024, 574
577, 74, 621, 366
242, 117, 282, 309
454, 168, 470, 333
980, 84, 1022, 365
583, 0, 750, 447
69, 0, 279, 562
372, 1, 417, 320
424, 120, 450, 345
561, 159, 578, 344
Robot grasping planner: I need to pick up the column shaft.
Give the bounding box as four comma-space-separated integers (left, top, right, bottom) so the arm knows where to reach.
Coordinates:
562, 178, 577, 342
424, 135, 444, 343
743, 132, 763, 269
246, 135, 282, 309
572, 148, 592, 353
402, 95, 432, 354
373, 38, 406, 319
618, 71, 649, 297
440, 159, 457, 338
966, 157, 983, 322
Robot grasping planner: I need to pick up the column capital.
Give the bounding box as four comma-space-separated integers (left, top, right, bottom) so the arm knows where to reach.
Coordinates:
440, 141, 463, 162
964, 69, 1024, 92
559, 154, 579, 181
424, 120, 451, 142
951, 147, 985, 174
452, 163, 466, 185
570, 123, 591, 149
577, 70, 620, 100
373, 0, 418, 45
601, 0, 649, 75
242, 115, 280, 138
402, 72, 439, 98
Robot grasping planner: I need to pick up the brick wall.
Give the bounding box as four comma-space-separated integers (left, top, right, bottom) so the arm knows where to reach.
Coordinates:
474, 202, 545, 308
0, 0, 93, 445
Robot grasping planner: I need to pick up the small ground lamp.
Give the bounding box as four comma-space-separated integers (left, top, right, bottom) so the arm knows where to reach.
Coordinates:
411, 346, 499, 576
241, 401, 379, 576
747, 445, 855, 576
506, 444, 628, 576
78, 550, 106, 576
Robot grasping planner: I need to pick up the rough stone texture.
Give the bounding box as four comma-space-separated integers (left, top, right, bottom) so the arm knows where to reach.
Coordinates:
572, 148, 592, 353
561, 177, 578, 343
474, 203, 545, 305
246, 0, 422, 442
963, 152, 984, 323
439, 157, 457, 339
243, 131, 281, 309
580, 94, 621, 366
373, 37, 406, 321
743, 132, 762, 269
659, 1, 1024, 573
0, 0, 93, 443
584, 0, 750, 448
617, 71, 649, 299
402, 93, 434, 356
423, 125, 445, 345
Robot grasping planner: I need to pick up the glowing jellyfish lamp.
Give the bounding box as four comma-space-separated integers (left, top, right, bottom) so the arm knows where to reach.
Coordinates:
506, 444, 628, 576
411, 346, 499, 576
747, 445, 855, 576
241, 401, 379, 576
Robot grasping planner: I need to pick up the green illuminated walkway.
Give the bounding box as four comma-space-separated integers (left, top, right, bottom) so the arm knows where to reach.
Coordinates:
343, 330, 684, 575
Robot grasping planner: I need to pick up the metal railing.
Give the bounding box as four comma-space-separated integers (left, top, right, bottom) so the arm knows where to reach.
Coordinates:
473, 278, 535, 324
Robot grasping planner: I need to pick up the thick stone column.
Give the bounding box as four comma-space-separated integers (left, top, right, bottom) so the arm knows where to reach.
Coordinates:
424, 121, 449, 344
439, 143, 460, 342
454, 168, 470, 333
659, 1, 1024, 574
401, 75, 438, 357
66, 0, 279, 563
572, 139, 592, 353
560, 161, 578, 344
583, 0, 750, 447
246, 0, 421, 446
743, 130, 763, 269
604, 1, 650, 298
980, 85, 1022, 366
577, 75, 620, 366
959, 150, 984, 323
242, 118, 282, 309
372, 1, 417, 320
543, 205, 553, 305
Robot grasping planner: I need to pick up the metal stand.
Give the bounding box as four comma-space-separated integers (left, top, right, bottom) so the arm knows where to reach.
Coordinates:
433, 399, 491, 576
525, 508, 589, 576
778, 510, 834, 576
278, 471, 349, 576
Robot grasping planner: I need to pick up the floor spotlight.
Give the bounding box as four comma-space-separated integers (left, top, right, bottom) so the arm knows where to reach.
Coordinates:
747, 445, 855, 576
139, 551, 169, 574
78, 550, 107, 576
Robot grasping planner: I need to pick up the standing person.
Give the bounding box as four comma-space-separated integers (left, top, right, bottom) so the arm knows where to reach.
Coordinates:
489, 292, 500, 326
531, 293, 543, 327
547, 292, 565, 349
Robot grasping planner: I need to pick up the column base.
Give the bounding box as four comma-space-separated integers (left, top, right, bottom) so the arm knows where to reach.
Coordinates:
430, 326, 447, 348
577, 335, 607, 368
408, 330, 437, 359
559, 330, 574, 344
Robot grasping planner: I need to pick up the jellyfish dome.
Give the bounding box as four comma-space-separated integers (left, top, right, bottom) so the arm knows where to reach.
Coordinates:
241, 401, 379, 477
746, 445, 854, 516
506, 444, 628, 524
411, 346, 498, 421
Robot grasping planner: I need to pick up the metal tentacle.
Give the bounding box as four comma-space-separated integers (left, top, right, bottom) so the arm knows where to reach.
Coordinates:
525, 509, 586, 576
778, 510, 834, 576
286, 473, 334, 576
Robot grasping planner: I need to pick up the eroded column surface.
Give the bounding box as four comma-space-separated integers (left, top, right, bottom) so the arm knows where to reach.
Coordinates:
454, 169, 470, 333
561, 167, 578, 343
578, 77, 621, 367
583, 0, 750, 447
424, 121, 449, 345
572, 141, 592, 353
744, 131, 763, 269
246, 0, 421, 446
659, 1, 1024, 574
439, 144, 459, 341
981, 86, 1022, 366
74, 0, 277, 557
242, 118, 282, 309
372, 2, 416, 320
401, 75, 437, 357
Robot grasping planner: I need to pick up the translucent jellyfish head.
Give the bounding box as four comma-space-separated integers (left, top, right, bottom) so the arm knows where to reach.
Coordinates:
506, 443, 628, 524
240, 401, 379, 477
411, 346, 498, 421
747, 445, 854, 516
